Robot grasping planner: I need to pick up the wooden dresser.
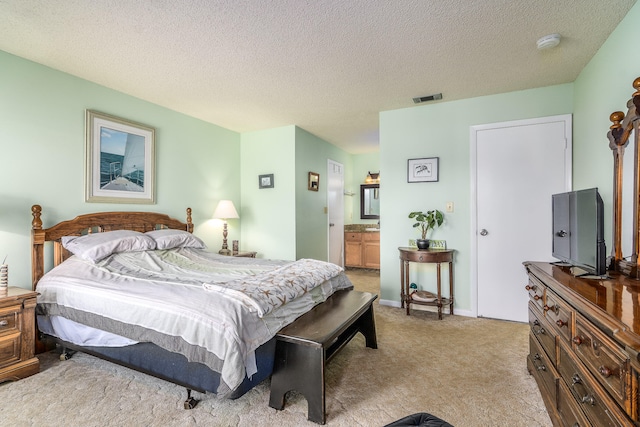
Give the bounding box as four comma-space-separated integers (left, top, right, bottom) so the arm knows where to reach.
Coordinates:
524, 261, 640, 426
0, 287, 39, 383
345, 231, 379, 269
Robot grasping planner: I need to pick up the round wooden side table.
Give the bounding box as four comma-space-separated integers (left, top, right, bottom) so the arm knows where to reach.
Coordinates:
398, 247, 454, 319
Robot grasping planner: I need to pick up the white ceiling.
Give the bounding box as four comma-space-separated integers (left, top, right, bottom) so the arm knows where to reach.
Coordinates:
0, 1, 636, 153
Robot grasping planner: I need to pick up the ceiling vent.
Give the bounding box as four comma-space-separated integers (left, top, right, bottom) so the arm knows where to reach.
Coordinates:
413, 93, 443, 104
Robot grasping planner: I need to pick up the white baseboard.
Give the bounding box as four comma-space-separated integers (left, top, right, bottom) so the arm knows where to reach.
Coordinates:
379, 298, 474, 318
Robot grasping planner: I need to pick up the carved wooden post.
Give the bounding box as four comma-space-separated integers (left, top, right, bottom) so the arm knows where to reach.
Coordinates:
31, 205, 45, 291
609, 112, 626, 270
186, 207, 193, 233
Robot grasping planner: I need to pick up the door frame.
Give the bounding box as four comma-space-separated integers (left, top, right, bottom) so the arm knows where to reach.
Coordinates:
327, 159, 345, 267
469, 114, 572, 318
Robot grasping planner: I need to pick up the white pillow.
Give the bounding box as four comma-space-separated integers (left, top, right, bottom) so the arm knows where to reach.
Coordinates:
145, 229, 206, 250
62, 230, 157, 262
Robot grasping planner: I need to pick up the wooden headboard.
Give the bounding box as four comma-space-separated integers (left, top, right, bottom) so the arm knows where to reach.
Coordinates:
31, 204, 193, 290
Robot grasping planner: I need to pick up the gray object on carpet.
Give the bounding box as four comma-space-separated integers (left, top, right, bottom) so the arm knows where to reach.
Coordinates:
383, 412, 453, 427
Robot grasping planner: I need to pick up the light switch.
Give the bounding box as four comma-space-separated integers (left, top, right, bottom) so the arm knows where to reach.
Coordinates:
446, 202, 454, 213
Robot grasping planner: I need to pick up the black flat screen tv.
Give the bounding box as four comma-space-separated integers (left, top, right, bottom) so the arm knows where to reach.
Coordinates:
552, 188, 606, 276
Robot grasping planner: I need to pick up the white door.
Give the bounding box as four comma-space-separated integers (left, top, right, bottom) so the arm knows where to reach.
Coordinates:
327, 160, 345, 266
471, 115, 571, 322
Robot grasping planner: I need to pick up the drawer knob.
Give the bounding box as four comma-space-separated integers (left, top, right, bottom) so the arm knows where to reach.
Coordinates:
581, 395, 596, 406
572, 336, 583, 346
598, 365, 613, 378
536, 364, 546, 372
525, 284, 537, 292
0, 320, 7, 327
572, 374, 582, 385
556, 319, 567, 328
533, 295, 541, 301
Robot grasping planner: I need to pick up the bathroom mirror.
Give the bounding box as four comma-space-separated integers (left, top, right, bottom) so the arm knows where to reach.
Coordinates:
360, 184, 380, 219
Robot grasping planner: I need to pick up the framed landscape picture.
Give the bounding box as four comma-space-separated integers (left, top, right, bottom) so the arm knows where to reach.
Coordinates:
407, 157, 439, 183
85, 110, 155, 203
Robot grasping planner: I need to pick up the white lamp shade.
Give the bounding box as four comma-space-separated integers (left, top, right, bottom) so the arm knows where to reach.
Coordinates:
213, 200, 239, 219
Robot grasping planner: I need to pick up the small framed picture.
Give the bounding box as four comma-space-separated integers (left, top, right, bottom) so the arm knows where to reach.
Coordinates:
308, 172, 319, 191
408, 157, 439, 183
259, 174, 274, 189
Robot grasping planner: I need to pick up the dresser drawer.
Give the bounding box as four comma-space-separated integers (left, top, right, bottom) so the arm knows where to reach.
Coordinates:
557, 378, 592, 427
557, 341, 629, 426
526, 275, 545, 311
529, 303, 556, 363
0, 332, 21, 368
528, 333, 558, 402
544, 288, 574, 345
0, 304, 20, 337
572, 314, 629, 409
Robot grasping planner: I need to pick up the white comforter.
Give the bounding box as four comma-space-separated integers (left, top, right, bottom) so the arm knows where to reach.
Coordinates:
36, 248, 352, 396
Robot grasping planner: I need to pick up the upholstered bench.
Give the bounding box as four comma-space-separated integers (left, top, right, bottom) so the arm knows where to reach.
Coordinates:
268, 289, 378, 424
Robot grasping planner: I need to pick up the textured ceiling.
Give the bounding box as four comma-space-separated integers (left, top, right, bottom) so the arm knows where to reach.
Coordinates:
0, 0, 636, 153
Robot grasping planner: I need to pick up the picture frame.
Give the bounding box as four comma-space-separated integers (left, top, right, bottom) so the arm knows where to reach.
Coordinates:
85, 110, 155, 203
308, 172, 319, 191
259, 173, 274, 189
407, 157, 439, 183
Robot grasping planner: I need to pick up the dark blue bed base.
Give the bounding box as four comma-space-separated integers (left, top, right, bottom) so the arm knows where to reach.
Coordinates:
51, 336, 276, 404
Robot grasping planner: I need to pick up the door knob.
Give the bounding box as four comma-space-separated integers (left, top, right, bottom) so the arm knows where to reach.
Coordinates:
329, 223, 335, 227
480, 229, 488, 236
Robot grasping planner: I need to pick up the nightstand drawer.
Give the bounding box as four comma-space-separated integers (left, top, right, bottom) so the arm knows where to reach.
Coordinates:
0, 305, 20, 336
0, 332, 21, 368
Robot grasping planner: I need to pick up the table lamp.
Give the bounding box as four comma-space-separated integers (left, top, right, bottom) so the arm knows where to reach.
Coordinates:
213, 200, 239, 255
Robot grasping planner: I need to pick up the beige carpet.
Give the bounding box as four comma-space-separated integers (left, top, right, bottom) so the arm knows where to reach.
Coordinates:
0, 269, 551, 427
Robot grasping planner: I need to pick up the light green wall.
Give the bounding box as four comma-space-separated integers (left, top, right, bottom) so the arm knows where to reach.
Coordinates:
239, 126, 353, 262
240, 126, 297, 260
379, 84, 574, 312
294, 127, 353, 261
0, 50, 241, 289
572, 2, 640, 249
348, 152, 380, 225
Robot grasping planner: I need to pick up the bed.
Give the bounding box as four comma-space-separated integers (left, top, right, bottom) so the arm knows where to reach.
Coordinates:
30, 205, 353, 408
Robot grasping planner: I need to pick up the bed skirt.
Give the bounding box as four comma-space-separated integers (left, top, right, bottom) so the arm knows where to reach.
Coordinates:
49, 336, 276, 399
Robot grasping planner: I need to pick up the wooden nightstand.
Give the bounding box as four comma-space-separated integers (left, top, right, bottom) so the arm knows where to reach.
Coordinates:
233, 251, 257, 258
0, 287, 40, 383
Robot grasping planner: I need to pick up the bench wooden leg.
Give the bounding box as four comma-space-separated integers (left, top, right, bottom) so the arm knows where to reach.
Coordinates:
357, 305, 378, 349
269, 341, 326, 424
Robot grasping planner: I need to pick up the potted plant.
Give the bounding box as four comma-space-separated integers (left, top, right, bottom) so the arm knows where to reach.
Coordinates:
408, 209, 444, 249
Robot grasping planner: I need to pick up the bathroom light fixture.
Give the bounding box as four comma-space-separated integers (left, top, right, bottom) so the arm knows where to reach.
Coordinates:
365, 171, 380, 184
536, 34, 561, 50
413, 93, 442, 104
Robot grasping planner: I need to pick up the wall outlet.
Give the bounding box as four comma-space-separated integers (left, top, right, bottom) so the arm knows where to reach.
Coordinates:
446, 201, 454, 213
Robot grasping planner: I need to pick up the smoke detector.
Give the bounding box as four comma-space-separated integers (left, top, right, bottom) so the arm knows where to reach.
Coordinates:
537, 34, 561, 50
